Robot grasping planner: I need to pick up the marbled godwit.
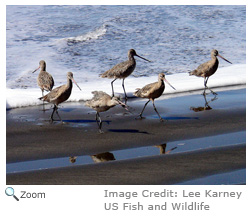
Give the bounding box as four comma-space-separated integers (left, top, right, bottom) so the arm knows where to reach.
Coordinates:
134, 73, 175, 121
189, 49, 232, 95
39, 72, 81, 123
154, 144, 177, 154
32, 60, 54, 110
100, 49, 151, 100
91, 152, 116, 163
190, 94, 217, 112
85, 91, 128, 133
155, 144, 167, 154
69, 156, 77, 163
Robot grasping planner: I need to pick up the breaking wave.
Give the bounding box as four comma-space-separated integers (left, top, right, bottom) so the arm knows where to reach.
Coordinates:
63, 24, 107, 44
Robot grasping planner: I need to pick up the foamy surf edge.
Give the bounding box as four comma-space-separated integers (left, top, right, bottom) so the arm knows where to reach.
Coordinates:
6, 64, 245, 109
58, 24, 107, 44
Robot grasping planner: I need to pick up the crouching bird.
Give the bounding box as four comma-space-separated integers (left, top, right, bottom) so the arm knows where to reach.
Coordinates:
85, 91, 128, 133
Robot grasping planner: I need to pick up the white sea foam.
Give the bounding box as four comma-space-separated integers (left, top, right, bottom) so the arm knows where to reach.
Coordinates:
6, 6, 246, 109
6, 64, 246, 109
61, 24, 107, 43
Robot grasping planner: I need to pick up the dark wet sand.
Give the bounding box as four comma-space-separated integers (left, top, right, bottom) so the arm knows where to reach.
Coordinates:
7, 144, 245, 185
6, 87, 246, 184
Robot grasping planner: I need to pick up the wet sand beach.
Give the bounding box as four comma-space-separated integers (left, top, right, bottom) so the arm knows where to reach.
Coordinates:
6, 86, 246, 185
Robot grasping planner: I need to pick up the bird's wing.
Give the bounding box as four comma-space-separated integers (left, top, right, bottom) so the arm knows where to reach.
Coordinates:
39, 72, 54, 91
43, 85, 65, 102
196, 61, 212, 75
141, 82, 157, 93
91, 91, 110, 101
85, 91, 111, 109
101, 60, 130, 78
134, 82, 157, 97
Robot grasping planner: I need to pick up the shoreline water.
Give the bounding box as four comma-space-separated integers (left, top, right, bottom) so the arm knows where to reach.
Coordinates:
7, 144, 245, 185
6, 86, 246, 184
7, 131, 245, 174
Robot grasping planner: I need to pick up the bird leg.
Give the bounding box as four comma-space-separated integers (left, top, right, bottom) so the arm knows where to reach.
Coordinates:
50, 105, 62, 123
122, 78, 128, 102
203, 77, 217, 96
202, 93, 212, 110
96, 112, 103, 133
203, 93, 218, 110
111, 78, 117, 97
203, 77, 208, 95
95, 112, 100, 128
137, 99, 150, 119
152, 100, 163, 122
41, 89, 46, 112
50, 105, 57, 123
204, 77, 208, 88
209, 89, 217, 95
55, 107, 63, 123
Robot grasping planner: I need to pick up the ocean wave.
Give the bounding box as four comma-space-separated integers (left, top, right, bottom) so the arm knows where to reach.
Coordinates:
62, 24, 107, 44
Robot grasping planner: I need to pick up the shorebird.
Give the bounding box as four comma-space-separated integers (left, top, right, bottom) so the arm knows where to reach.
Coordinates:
155, 144, 167, 154
100, 49, 151, 100
91, 152, 116, 163
85, 91, 128, 133
154, 144, 177, 155
189, 49, 232, 95
39, 72, 81, 123
32, 60, 54, 110
190, 94, 217, 112
134, 73, 175, 121
69, 156, 77, 163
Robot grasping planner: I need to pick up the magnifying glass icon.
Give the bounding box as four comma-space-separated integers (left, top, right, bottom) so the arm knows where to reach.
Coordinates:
5, 187, 19, 201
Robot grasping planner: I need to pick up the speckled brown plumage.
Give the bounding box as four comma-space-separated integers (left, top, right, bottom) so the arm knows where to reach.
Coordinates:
32, 60, 54, 110
100, 49, 151, 99
39, 72, 81, 123
33, 60, 54, 93
189, 49, 232, 95
134, 73, 175, 121
85, 91, 127, 133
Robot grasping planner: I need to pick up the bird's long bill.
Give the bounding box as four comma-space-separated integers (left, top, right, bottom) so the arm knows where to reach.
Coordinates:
218, 54, 232, 64
32, 66, 40, 73
116, 99, 129, 111
72, 78, 82, 91
164, 78, 176, 90
136, 54, 151, 62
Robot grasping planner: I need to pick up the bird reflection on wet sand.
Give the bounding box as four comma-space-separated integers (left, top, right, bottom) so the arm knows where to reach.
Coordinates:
155, 144, 177, 154
190, 93, 218, 112
91, 152, 116, 163
67, 143, 178, 166
69, 156, 77, 163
